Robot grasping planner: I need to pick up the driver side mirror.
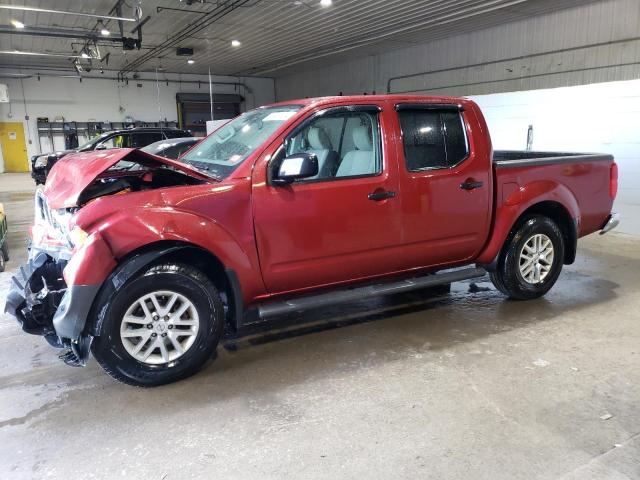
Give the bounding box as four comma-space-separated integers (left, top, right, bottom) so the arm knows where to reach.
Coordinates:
95, 143, 108, 150
273, 152, 319, 185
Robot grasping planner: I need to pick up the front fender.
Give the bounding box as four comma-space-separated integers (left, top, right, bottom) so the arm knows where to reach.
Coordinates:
477, 180, 579, 265
74, 206, 265, 303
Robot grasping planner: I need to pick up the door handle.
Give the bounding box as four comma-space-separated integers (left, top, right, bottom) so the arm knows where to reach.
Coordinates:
368, 190, 397, 201
460, 180, 484, 191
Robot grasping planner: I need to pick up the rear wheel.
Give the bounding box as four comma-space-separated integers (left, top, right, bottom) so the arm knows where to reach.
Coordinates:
91, 263, 224, 387
490, 215, 564, 300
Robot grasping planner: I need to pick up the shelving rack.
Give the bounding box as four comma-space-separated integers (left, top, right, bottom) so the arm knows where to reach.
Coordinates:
36, 120, 180, 153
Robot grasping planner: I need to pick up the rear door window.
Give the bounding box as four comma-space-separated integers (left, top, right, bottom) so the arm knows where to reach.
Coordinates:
398, 109, 468, 171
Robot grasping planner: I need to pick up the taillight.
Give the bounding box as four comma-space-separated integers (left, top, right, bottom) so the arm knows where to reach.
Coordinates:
610, 163, 618, 199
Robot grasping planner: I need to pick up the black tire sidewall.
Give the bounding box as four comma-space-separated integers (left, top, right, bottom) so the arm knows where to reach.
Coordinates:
501, 216, 565, 299
92, 265, 223, 386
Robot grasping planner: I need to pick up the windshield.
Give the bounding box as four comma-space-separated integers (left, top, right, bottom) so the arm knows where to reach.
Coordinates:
181, 105, 302, 180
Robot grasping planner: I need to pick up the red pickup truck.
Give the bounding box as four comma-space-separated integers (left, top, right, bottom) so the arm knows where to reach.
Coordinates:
6, 95, 619, 386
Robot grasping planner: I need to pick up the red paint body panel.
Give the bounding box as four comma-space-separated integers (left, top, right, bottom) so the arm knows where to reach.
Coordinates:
43, 95, 616, 312
63, 231, 116, 286
389, 101, 493, 270
476, 160, 614, 264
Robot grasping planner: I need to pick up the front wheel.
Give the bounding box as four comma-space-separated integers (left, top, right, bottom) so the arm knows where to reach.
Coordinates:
91, 263, 224, 387
490, 215, 565, 300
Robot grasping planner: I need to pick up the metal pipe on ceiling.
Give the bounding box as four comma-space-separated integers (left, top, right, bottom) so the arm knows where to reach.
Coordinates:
394, 60, 640, 94
0, 50, 88, 58
0, 68, 253, 93
0, 25, 127, 43
0, 5, 137, 22
118, 0, 258, 77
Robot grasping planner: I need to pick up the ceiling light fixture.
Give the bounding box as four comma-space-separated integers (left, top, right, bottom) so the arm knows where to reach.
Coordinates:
320, 0, 332, 7
0, 5, 136, 22
98, 20, 110, 36
231, 39, 241, 47
187, 58, 195, 64
11, 19, 25, 29
0, 50, 85, 58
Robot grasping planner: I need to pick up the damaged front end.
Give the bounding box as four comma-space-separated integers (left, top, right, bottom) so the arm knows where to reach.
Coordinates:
5, 148, 212, 368
5, 251, 95, 366
7, 252, 67, 342
4, 192, 97, 366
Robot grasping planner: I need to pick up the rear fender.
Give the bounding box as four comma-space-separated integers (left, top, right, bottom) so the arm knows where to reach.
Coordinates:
477, 180, 579, 265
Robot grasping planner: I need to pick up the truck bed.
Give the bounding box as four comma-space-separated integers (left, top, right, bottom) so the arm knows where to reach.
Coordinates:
493, 150, 613, 168
488, 150, 615, 246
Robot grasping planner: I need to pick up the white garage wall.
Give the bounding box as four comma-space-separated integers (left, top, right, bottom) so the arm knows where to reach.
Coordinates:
469, 79, 640, 235
275, 0, 640, 100
0, 71, 274, 170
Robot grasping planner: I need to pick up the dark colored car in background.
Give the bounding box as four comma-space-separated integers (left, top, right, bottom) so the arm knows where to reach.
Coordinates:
140, 137, 201, 160
31, 127, 191, 184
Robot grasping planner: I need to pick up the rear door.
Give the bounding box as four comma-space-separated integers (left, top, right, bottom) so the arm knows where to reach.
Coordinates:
252, 103, 404, 294
393, 103, 491, 268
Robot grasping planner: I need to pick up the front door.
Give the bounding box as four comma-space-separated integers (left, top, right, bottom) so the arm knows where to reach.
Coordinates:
0, 122, 29, 172
393, 104, 491, 269
252, 104, 404, 294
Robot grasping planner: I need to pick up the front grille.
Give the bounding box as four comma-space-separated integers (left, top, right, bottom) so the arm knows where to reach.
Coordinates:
33, 190, 72, 249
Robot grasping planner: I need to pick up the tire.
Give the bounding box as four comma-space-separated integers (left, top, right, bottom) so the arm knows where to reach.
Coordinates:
490, 215, 564, 300
91, 263, 224, 387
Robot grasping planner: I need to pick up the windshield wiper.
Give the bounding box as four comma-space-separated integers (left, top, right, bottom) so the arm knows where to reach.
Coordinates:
185, 161, 222, 181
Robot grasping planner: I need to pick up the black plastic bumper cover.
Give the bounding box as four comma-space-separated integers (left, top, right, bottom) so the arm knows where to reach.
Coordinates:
5, 252, 100, 341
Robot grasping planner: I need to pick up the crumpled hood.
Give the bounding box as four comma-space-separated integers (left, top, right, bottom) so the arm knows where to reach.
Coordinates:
43, 148, 212, 209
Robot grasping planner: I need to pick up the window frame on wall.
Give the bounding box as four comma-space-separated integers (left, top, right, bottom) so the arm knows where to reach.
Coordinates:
270, 104, 385, 185
395, 103, 470, 172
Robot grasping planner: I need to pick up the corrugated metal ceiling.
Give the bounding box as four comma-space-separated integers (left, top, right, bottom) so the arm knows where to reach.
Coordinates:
0, 0, 598, 77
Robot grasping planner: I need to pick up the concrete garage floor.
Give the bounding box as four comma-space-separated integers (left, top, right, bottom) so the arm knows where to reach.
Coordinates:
0, 173, 639, 480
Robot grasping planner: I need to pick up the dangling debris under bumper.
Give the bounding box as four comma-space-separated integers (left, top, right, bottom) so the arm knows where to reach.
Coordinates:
4, 251, 100, 366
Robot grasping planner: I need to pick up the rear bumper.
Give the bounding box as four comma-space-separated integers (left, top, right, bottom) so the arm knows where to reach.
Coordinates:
4, 251, 100, 343
600, 212, 620, 235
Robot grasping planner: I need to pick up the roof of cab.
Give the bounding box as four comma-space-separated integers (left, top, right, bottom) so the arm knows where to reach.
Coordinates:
267, 94, 472, 109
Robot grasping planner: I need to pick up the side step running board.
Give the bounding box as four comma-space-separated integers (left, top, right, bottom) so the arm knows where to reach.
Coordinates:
257, 267, 487, 319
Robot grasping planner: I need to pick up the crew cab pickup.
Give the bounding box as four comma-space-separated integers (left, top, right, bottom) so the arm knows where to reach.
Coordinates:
5, 95, 619, 386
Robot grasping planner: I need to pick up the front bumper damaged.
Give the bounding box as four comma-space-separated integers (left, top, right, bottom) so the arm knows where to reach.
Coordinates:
4, 251, 100, 366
